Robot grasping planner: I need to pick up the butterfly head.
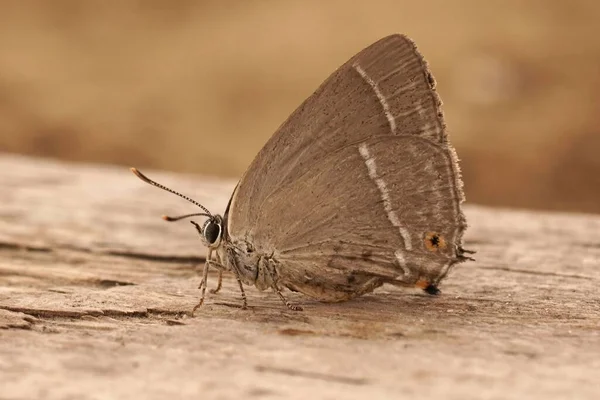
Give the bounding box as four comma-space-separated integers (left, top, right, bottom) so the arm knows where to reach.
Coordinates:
194, 215, 223, 249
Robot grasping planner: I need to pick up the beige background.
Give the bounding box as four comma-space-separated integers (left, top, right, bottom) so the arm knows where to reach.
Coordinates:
0, 0, 599, 213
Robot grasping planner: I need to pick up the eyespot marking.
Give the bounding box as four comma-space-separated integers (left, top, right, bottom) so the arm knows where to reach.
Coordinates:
424, 232, 446, 252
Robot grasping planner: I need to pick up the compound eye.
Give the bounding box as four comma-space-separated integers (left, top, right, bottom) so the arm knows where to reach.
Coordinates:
203, 220, 222, 247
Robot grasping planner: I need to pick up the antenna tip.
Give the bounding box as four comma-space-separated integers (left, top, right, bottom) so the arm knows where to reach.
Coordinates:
162, 215, 173, 221
130, 167, 152, 183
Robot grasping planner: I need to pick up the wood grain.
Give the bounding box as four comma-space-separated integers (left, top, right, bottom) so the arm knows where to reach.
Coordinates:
0, 154, 598, 400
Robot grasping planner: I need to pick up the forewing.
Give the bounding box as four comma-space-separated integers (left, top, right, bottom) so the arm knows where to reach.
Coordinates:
227, 34, 462, 237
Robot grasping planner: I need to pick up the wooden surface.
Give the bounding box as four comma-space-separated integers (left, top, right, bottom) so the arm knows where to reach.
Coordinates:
0, 154, 598, 400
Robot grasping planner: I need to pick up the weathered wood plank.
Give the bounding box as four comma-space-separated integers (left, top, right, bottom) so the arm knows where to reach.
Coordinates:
0, 154, 598, 400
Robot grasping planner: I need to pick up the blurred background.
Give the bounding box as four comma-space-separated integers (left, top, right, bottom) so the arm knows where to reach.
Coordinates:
0, 0, 599, 213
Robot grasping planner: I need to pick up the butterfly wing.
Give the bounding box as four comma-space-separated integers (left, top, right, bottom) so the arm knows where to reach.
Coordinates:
225, 34, 467, 300
258, 135, 464, 300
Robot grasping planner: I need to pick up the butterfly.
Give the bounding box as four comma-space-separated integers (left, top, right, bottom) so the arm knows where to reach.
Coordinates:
132, 34, 473, 314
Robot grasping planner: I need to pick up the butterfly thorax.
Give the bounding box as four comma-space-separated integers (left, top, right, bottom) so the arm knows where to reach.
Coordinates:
217, 238, 277, 291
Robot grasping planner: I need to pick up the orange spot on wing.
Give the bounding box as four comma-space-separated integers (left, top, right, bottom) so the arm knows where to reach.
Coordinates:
424, 232, 447, 252
415, 278, 430, 289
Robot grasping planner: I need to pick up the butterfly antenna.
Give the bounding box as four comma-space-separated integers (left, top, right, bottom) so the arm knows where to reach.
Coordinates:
162, 213, 212, 222
130, 168, 212, 216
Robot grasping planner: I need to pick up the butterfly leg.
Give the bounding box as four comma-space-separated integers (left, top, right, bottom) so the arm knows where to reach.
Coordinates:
274, 288, 303, 311
210, 271, 223, 294
193, 248, 248, 311
235, 275, 248, 309
260, 257, 303, 311
191, 249, 213, 316
190, 220, 224, 294
210, 251, 224, 294
196, 261, 226, 290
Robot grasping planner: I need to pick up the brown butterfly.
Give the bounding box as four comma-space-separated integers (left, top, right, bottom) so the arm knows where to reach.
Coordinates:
132, 34, 473, 314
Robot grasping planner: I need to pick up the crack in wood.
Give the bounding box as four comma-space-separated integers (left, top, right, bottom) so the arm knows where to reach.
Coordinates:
254, 365, 369, 386
97, 279, 136, 288
0, 241, 52, 253
577, 242, 600, 249
104, 250, 204, 264
0, 306, 103, 318
0, 306, 187, 320
61, 244, 205, 264
0, 241, 203, 265
212, 301, 250, 310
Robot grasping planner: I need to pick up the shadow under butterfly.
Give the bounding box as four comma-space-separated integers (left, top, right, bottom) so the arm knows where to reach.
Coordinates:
132, 34, 474, 314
